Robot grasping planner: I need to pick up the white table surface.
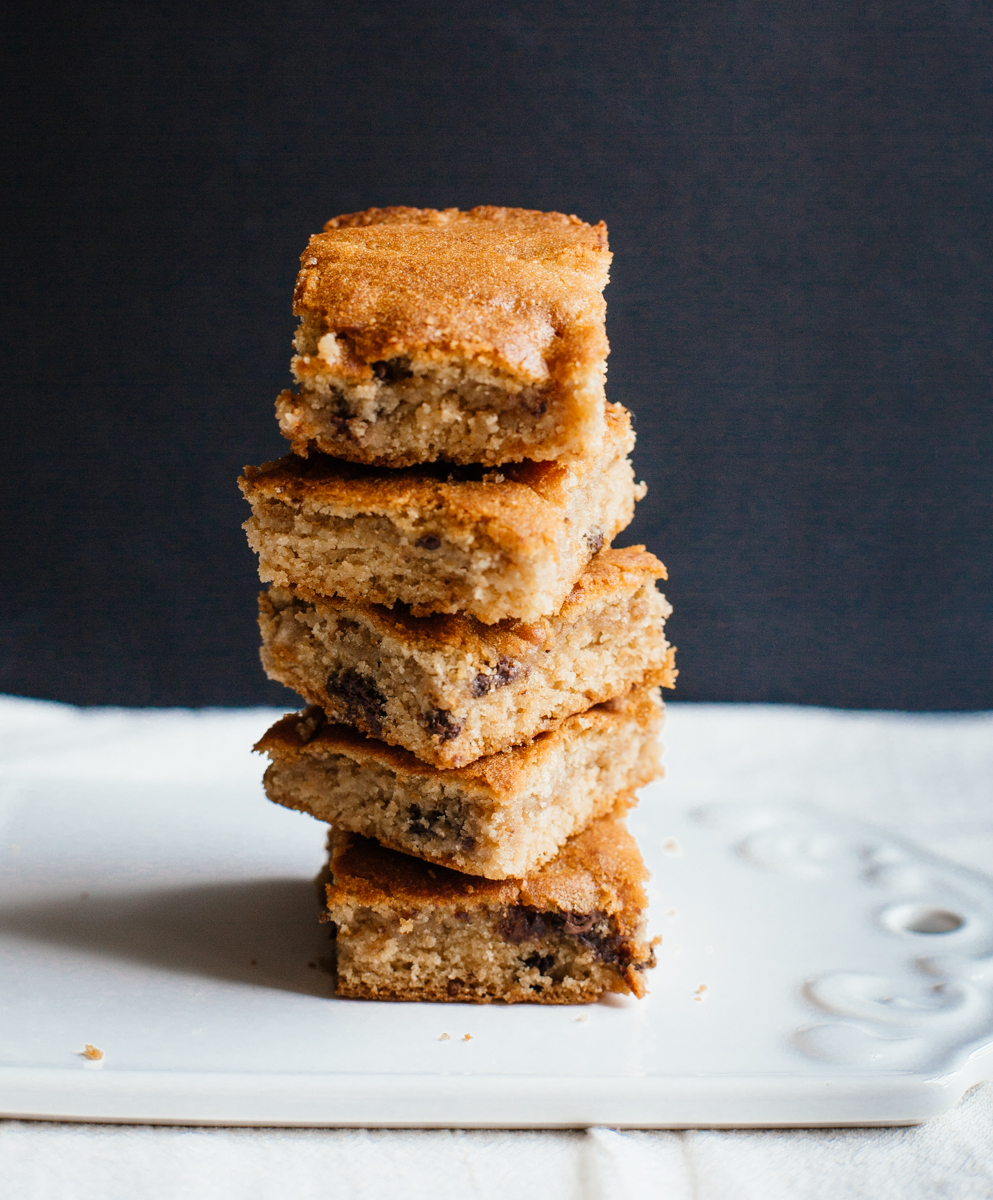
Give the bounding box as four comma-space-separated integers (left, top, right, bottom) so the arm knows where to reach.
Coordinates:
1, 696, 991, 1198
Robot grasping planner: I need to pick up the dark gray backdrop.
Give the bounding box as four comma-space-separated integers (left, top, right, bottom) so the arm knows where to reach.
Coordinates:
3, 0, 990, 709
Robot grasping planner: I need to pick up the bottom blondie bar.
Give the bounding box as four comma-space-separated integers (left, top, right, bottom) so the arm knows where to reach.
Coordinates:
323, 810, 658, 1004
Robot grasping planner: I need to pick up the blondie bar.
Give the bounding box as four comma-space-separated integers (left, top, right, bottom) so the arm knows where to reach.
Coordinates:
241, 403, 642, 624
258, 687, 663, 879
324, 808, 658, 1003
281, 206, 610, 467
258, 545, 675, 767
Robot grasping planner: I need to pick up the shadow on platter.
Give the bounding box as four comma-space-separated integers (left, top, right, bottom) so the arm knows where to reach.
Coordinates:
0, 878, 335, 998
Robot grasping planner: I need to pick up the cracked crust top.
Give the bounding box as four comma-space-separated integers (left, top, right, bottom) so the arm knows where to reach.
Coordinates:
326, 809, 649, 935
292, 206, 610, 384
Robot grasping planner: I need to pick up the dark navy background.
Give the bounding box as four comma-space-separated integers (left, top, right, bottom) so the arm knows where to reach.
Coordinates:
3, 1, 990, 709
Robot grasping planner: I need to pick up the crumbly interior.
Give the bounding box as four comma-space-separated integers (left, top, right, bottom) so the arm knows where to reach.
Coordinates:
262, 695, 661, 879
280, 321, 603, 467
329, 902, 652, 1004
259, 582, 674, 767
243, 451, 638, 624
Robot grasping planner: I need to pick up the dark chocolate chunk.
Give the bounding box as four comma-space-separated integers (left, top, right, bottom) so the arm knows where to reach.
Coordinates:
424, 708, 464, 742
372, 357, 413, 383
523, 952, 556, 975
322, 392, 350, 431
585, 527, 605, 555
416, 534, 442, 551
520, 392, 548, 417
407, 805, 445, 836
499, 906, 548, 944
562, 913, 597, 935
499, 905, 628, 965
325, 669, 386, 735
470, 655, 523, 698
571, 923, 628, 966
458, 835, 476, 854
469, 675, 489, 699
446, 978, 464, 996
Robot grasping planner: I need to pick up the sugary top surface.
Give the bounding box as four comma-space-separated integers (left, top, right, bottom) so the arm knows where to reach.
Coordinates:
255, 687, 663, 797
293, 206, 611, 381
263, 544, 668, 659
325, 809, 649, 930
239, 403, 632, 550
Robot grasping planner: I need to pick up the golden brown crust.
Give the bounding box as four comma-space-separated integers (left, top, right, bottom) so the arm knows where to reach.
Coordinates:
256, 688, 662, 798
240, 452, 568, 527
326, 808, 649, 936
556, 544, 668, 620
293, 206, 610, 384
323, 206, 609, 246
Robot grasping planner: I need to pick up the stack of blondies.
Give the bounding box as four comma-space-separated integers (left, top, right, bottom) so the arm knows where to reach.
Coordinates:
240, 206, 676, 1004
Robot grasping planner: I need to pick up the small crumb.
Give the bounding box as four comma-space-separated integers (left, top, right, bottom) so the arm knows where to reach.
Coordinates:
662, 838, 683, 856
462, 1034, 472, 1041
427, 870, 436, 879
575, 1014, 590, 1023
80, 1044, 103, 1061
694, 984, 708, 1002
250, 959, 258, 966
466, 885, 475, 894
307, 961, 317, 969
439, 1033, 451, 1041
665, 908, 678, 919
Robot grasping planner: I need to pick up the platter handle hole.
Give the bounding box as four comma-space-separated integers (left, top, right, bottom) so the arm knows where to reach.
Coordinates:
901, 907, 963, 934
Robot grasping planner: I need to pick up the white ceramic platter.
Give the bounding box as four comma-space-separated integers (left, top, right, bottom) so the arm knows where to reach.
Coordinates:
0, 699, 991, 1127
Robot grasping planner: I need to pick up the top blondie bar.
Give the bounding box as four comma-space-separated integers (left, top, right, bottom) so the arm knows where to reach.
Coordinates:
278, 206, 611, 467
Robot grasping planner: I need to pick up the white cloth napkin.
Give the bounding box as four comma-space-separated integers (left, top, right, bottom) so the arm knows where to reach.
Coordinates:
1, 698, 991, 1198
1, 1088, 991, 1200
